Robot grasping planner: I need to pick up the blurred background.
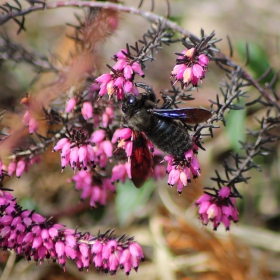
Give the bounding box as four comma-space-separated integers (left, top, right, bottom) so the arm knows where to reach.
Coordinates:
0, 0, 280, 279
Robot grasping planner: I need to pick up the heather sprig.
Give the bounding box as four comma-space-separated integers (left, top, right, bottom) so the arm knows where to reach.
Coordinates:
95, 22, 174, 100
0, 0, 279, 278
0, 187, 144, 275
192, 67, 280, 230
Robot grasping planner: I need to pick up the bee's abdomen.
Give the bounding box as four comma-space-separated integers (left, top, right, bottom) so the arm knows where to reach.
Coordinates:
145, 117, 191, 158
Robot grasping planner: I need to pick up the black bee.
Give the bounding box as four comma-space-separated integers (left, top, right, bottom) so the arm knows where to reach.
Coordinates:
121, 83, 211, 187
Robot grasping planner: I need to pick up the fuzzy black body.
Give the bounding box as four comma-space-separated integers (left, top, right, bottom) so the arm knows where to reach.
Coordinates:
122, 94, 193, 158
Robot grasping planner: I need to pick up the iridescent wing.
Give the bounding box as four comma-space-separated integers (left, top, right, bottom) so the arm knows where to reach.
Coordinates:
152, 107, 212, 124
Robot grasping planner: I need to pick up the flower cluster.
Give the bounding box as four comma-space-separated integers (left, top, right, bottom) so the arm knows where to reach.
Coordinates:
53, 129, 96, 171
195, 186, 239, 230
84, 230, 144, 275
95, 49, 144, 100
72, 170, 115, 207
165, 143, 201, 194
171, 47, 209, 87
54, 128, 116, 175
65, 94, 114, 129
0, 189, 144, 275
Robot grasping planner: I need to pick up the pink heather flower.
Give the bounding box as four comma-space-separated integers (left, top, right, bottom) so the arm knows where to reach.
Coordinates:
131, 62, 144, 77
28, 155, 41, 167
129, 242, 144, 260
219, 186, 231, 198
65, 98, 76, 113
53, 138, 69, 152
192, 64, 204, 80
22, 110, 39, 134
89, 138, 114, 168
171, 64, 187, 81
81, 102, 93, 120
116, 87, 125, 100
114, 76, 124, 88
196, 193, 212, 204
70, 146, 79, 170
22, 110, 31, 125
78, 146, 88, 167
195, 186, 239, 230
111, 164, 128, 183
123, 80, 133, 92
58, 155, 67, 171
183, 67, 193, 85
153, 164, 166, 180
171, 47, 209, 87
88, 83, 100, 95
132, 85, 139, 95
167, 169, 180, 186
123, 65, 133, 80
190, 156, 201, 178
98, 82, 108, 97
90, 129, 106, 144
100, 140, 113, 158
112, 128, 132, 143
164, 143, 202, 193
95, 49, 144, 100
28, 118, 39, 134
184, 47, 195, 58
100, 106, 114, 128
179, 171, 188, 187
164, 155, 174, 173
106, 80, 115, 97
96, 73, 112, 84
102, 113, 109, 128
115, 49, 127, 59
113, 59, 126, 71
61, 141, 71, 158
198, 54, 209, 66
105, 106, 114, 119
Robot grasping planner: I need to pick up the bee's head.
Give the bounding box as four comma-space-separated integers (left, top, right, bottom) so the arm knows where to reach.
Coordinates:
122, 93, 144, 116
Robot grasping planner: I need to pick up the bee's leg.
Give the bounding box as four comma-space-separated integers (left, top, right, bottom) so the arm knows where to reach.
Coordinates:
160, 91, 175, 109
121, 123, 130, 128
134, 82, 156, 102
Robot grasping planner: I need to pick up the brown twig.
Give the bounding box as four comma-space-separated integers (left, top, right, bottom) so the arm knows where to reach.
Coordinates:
0, 1, 278, 109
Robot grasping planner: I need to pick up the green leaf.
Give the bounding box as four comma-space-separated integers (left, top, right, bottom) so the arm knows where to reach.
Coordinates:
115, 179, 155, 226
236, 41, 275, 85
225, 105, 246, 152
19, 197, 37, 211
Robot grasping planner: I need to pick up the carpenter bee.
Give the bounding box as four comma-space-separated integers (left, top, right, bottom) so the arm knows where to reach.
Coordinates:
122, 83, 212, 188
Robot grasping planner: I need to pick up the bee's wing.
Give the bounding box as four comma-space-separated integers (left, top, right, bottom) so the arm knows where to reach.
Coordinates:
152, 107, 212, 124
131, 131, 152, 188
